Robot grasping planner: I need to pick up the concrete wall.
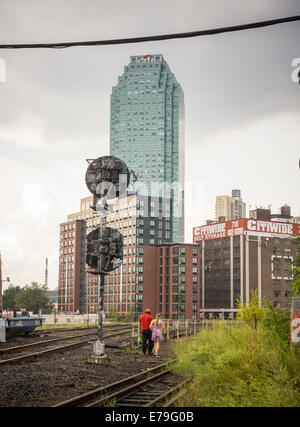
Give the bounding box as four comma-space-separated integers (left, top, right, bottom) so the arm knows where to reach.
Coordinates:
42, 313, 98, 325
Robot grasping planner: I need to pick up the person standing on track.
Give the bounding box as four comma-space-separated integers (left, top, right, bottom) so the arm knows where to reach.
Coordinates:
138, 308, 154, 356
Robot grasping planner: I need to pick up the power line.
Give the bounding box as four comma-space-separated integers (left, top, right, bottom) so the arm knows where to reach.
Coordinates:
0, 14, 299, 50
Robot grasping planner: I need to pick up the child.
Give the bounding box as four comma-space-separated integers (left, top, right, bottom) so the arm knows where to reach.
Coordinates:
150, 313, 165, 357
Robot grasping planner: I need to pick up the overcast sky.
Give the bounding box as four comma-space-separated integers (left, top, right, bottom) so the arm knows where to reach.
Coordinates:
0, 0, 299, 290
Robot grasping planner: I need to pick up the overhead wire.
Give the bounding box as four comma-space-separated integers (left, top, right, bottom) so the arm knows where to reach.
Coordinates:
0, 14, 299, 50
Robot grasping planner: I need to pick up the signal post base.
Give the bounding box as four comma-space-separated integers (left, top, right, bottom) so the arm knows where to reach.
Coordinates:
87, 354, 111, 364
87, 340, 111, 364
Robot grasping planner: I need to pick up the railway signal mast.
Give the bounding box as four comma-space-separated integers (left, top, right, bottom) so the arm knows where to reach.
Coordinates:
85, 156, 130, 362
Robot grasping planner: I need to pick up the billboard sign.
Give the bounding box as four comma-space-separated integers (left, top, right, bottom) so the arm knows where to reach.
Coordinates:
193, 219, 300, 242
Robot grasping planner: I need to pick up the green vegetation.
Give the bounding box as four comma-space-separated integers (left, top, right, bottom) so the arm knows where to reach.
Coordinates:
2, 285, 21, 309
290, 236, 300, 296
36, 323, 94, 331
263, 304, 291, 346
236, 289, 267, 329
103, 396, 117, 407
108, 306, 135, 322
173, 291, 300, 407
174, 321, 300, 407
3, 282, 53, 314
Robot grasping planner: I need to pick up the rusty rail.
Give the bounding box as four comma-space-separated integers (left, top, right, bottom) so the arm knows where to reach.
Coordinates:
0, 328, 131, 366
52, 360, 176, 407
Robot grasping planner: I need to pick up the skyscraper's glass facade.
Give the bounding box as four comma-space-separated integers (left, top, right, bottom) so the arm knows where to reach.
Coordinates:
110, 54, 185, 242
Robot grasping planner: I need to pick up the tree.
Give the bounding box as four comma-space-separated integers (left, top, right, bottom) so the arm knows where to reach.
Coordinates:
3, 286, 21, 309
290, 236, 300, 296
14, 282, 53, 314
236, 289, 267, 329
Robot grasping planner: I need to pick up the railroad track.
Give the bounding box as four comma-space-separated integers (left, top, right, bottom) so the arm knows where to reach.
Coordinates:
0, 325, 131, 353
35, 324, 131, 335
0, 323, 197, 366
52, 360, 189, 408
0, 328, 132, 366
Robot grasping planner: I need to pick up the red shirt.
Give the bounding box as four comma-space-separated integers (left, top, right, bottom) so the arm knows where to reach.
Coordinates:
139, 314, 153, 331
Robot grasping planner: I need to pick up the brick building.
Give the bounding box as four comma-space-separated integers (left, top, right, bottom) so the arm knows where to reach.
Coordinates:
58, 195, 202, 319
102, 243, 201, 320
59, 196, 299, 319
193, 214, 300, 317
58, 219, 84, 313
157, 243, 201, 320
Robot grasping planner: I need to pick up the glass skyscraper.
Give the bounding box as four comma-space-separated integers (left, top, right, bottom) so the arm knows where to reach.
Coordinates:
110, 54, 185, 242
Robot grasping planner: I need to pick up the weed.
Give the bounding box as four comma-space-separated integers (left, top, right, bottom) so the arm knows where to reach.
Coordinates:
173, 321, 300, 407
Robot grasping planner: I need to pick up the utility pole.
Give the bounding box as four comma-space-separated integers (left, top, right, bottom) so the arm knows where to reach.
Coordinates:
0, 252, 10, 315
97, 197, 108, 347
45, 258, 48, 288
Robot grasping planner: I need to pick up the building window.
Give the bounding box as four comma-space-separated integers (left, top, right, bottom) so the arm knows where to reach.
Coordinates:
172, 295, 185, 303
172, 304, 185, 313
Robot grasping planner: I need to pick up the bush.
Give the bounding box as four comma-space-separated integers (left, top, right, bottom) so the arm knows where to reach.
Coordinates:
263, 305, 291, 347
173, 322, 300, 407
236, 289, 268, 329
